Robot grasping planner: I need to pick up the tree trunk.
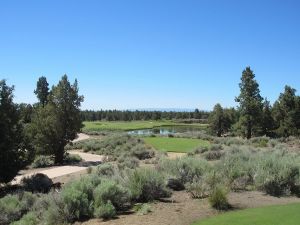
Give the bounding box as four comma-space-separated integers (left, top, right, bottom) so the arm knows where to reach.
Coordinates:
55, 144, 65, 164
246, 120, 252, 139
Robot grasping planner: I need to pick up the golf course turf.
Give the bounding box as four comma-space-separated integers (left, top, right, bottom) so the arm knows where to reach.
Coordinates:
143, 137, 210, 153
191, 203, 300, 225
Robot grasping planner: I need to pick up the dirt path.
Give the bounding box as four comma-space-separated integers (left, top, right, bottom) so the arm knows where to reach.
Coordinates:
167, 152, 186, 159
73, 133, 91, 142
80, 191, 300, 225
12, 150, 104, 185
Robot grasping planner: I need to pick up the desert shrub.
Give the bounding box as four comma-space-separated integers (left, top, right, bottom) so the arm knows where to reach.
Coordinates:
12, 212, 39, 225
166, 178, 185, 191
210, 144, 223, 151
31, 155, 54, 168
218, 147, 255, 190
21, 174, 53, 193
0, 192, 37, 225
204, 151, 224, 161
131, 144, 155, 160
254, 152, 300, 196
69, 134, 155, 164
94, 201, 116, 219
224, 137, 246, 146
193, 146, 209, 154
269, 139, 279, 148
117, 156, 139, 170
127, 168, 170, 202
94, 163, 115, 177
187, 170, 225, 199
42, 194, 67, 225
186, 180, 209, 199
63, 153, 82, 164
60, 175, 101, 221
93, 179, 130, 211
158, 156, 211, 184
209, 185, 229, 210
61, 185, 92, 221
0, 195, 23, 224
250, 137, 269, 148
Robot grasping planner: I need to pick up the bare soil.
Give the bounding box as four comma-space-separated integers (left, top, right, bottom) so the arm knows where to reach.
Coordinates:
79, 191, 300, 225
167, 152, 186, 159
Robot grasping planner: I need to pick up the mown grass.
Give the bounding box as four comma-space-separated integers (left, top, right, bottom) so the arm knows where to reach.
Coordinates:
82, 120, 207, 132
192, 203, 300, 225
143, 137, 210, 153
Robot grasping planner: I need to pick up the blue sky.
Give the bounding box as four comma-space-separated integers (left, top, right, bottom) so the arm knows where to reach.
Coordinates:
1, 0, 300, 110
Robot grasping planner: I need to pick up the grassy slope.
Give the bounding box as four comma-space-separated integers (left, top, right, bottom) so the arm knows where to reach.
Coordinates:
192, 203, 300, 225
83, 120, 207, 131
143, 137, 210, 153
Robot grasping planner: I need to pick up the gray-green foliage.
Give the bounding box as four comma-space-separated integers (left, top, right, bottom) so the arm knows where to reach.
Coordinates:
94, 201, 116, 219
158, 156, 211, 184
11, 212, 39, 225
218, 147, 255, 190
254, 151, 300, 196
93, 179, 130, 211
31, 155, 54, 168
60, 175, 101, 221
127, 167, 170, 202
67, 134, 154, 164
0, 192, 37, 225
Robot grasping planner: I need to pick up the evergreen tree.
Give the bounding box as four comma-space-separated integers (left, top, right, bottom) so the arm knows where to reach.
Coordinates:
272, 86, 300, 137
0, 80, 27, 183
34, 76, 49, 107
209, 103, 226, 137
235, 67, 263, 139
30, 75, 84, 163
261, 99, 275, 137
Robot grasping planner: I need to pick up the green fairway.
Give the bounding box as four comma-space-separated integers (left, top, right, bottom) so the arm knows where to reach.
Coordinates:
82, 121, 207, 132
192, 203, 300, 225
143, 137, 210, 153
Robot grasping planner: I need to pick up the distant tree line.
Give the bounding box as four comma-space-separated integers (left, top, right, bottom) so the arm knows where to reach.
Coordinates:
81, 109, 209, 122
209, 66, 300, 139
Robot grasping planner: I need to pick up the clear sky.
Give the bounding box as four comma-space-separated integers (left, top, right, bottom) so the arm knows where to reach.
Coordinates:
1, 0, 300, 110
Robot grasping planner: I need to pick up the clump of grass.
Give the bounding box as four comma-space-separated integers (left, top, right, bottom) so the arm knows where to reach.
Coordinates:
209, 185, 230, 210
133, 203, 152, 215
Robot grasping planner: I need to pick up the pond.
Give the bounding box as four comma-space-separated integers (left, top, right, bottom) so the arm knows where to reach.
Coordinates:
128, 126, 206, 135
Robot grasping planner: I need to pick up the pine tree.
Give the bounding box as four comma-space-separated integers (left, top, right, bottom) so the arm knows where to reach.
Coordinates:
235, 67, 263, 139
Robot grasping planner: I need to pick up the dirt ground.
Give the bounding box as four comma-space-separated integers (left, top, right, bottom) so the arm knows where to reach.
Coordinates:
167, 152, 186, 159
79, 191, 300, 225
12, 150, 104, 185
